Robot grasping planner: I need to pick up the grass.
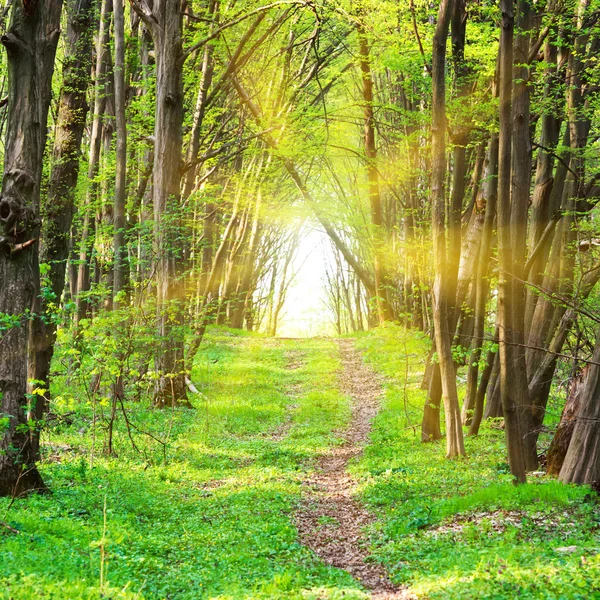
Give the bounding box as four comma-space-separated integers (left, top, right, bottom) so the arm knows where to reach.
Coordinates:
1, 324, 599, 598
0, 329, 366, 599
353, 324, 600, 599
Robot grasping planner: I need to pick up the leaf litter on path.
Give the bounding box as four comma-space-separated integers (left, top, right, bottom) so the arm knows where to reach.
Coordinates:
295, 339, 414, 600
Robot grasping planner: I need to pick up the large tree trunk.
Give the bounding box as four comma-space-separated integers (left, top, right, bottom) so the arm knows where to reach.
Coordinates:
559, 327, 600, 485
430, 0, 465, 458
0, 0, 63, 497
135, 0, 188, 406
28, 0, 96, 410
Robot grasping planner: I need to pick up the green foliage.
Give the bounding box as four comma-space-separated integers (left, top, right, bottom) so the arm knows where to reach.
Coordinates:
0, 329, 363, 599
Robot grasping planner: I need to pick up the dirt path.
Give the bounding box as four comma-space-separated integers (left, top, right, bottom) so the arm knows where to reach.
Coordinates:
294, 339, 410, 599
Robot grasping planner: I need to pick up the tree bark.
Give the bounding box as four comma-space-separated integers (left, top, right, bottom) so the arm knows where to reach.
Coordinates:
510, 0, 537, 471
357, 20, 393, 323
28, 0, 96, 411
430, 0, 465, 458
497, 0, 526, 482
113, 0, 127, 306
76, 0, 112, 325
559, 327, 600, 485
0, 0, 63, 496
462, 136, 498, 425
546, 365, 588, 476
133, 0, 188, 406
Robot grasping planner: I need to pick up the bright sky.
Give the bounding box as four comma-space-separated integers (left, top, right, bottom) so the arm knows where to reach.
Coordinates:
276, 225, 336, 338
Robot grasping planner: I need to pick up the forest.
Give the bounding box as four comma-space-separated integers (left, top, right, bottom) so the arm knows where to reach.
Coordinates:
1, 0, 600, 597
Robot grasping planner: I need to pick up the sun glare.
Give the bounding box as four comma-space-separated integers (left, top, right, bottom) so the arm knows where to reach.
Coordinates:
275, 225, 335, 338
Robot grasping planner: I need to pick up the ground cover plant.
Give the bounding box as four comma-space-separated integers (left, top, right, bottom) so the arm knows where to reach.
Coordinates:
0, 330, 364, 599
2, 326, 600, 598
355, 325, 600, 599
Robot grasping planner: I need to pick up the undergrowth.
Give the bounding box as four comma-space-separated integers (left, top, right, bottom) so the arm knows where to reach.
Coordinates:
0, 329, 365, 599
1, 325, 598, 599
354, 324, 600, 599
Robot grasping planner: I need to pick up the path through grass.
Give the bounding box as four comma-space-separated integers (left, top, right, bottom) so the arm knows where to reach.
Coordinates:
0, 330, 366, 599
1, 326, 599, 599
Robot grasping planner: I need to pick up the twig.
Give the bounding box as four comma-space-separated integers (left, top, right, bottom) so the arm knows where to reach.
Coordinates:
0, 521, 19, 534
410, 0, 431, 74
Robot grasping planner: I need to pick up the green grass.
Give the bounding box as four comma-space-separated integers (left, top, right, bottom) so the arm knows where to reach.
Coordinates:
0, 329, 365, 599
354, 324, 600, 599
2, 325, 600, 599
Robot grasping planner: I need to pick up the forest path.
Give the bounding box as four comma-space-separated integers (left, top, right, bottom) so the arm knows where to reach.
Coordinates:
294, 339, 410, 599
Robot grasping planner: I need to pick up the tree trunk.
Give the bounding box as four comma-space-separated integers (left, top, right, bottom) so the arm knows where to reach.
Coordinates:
559, 327, 600, 485
0, 0, 63, 496
182, 0, 216, 200
421, 357, 442, 442
430, 0, 465, 458
447, 0, 469, 320
136, 0, 188, 406
509, 0, 537, 471
112, 0, 127, 306
28, 0, 96, 411
76, 0, 112, 325
357, 21, 393, 323
524, 23, 561, 332
469, 325, 499, 436
230, 192, 262, 329
497, 0, 526, 482
546, 365, 588, 476
463, 136, 498, 425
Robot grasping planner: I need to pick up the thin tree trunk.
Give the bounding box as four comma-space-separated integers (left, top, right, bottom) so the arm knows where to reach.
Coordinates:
111, 0, 127, 404
497, 0, 526, 482
469, 325, 500, 436
463, 136, 498, 425
357, 20, 393, 323
430, 0, 465, 458
113, 0, 127, 306
76, 0, 112, 325
510, 0, 536, 471
230, 191, 262, 329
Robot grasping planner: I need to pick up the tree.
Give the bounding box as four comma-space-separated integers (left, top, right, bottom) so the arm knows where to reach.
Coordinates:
0, 0, 63, 496
430, 0, 465, 458
132, 0, 188, 406
496, 0, 526, 483
28, 0, 97, 407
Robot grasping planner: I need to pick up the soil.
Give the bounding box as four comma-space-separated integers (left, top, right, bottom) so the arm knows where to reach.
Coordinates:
294, 339, 413, 599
